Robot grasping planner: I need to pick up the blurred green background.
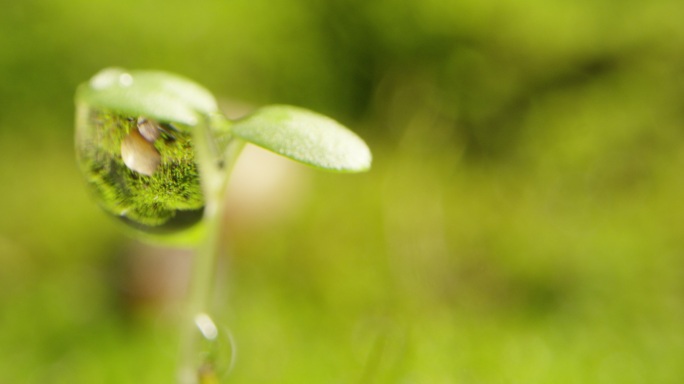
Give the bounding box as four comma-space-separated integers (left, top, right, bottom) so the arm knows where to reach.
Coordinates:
2, 0, 684, 382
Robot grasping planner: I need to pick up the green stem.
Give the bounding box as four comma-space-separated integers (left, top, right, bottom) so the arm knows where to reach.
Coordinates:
178, 114, 244, 384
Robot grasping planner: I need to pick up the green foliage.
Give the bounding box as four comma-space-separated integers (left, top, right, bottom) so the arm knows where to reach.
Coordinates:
75, 67, 372, 245
76, 68, 219, 126
76, 68, 371, 246
3, 0, 684, 383
231, 105, 372, 172
77, 68, 372, 174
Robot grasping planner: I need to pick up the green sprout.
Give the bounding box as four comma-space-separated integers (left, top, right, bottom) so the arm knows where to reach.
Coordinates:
74, 67, 372, 383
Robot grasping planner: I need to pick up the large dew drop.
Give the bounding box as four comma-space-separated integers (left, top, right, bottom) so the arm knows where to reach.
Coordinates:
75, 104, 205, 234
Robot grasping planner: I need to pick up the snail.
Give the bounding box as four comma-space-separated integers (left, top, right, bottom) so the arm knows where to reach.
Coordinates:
121, 117, 162, 176
136, 117, 162, 142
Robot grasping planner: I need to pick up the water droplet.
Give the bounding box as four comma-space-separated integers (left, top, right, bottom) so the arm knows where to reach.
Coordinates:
75, 104, 205, 234
119, 72, 133, 87
179, 313, 236, 384
195, 313, 219, 340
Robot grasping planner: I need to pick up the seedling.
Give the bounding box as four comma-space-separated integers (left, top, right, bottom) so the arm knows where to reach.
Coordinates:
74, 68, 371, 383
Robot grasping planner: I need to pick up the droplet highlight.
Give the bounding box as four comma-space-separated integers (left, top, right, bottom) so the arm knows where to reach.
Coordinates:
118, 72, 133, 87
195, 313, 219, 341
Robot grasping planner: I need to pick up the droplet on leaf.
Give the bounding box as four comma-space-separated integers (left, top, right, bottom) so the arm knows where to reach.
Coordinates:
75, 104, 205, 234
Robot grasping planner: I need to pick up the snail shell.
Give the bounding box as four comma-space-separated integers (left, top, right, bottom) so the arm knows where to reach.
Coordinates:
137, 117, 162, 142
121, 129, 161, 176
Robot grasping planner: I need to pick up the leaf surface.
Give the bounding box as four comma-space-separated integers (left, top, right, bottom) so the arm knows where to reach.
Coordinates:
231, 105, 372, 172
76, 68, 218, 125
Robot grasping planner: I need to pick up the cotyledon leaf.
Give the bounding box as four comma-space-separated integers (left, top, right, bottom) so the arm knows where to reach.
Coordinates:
76, 67, 219, 125
230, 105, 372, 172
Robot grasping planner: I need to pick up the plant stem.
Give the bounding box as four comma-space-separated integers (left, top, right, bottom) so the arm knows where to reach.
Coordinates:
178, 115, 244, 384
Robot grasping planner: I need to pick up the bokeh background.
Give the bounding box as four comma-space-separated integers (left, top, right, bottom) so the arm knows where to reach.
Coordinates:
2, 0, 684, 382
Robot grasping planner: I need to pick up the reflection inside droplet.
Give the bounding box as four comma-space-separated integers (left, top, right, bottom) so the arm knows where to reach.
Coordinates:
75, 104, 205, 234
181, 313, 236, 383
